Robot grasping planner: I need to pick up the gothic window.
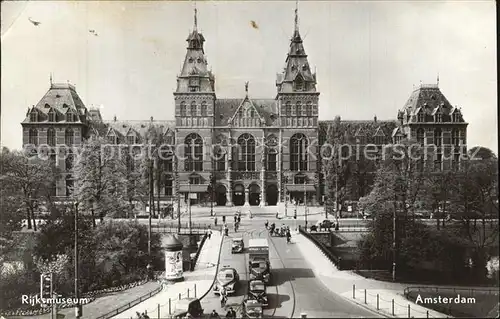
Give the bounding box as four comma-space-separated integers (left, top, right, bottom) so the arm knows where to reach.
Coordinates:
30, 111, 38, 122
165, 134, 174, 145
294, 75, 304, 91
66, 111, 74, 122
417, 112, 424, 122
434, 128, 442, 146
267, 149, 277, 171
451, 129, 459, 146
435, 152, 443, 171
296, 101, 303, 116
185, 133, 203, 171
291, 133, 308, 171
108, 134, 117, 144
65, 175, 74, 196
127, 135, 135, 144
180, 102, 187, 116
214, 146, 226, 171
237, 133, 255, 171
285, 101, 292, 116
65, 150, 74, 171
190, 101, 197, 116
435, 113, 442, 122
452, 153, 460, 170
47, 128, 56, 146
375, 136, 384, 145
48, 110, 56, 122
164, 175, 173, 196
416, 128, 425, 145
306, 101, 313, 116
65, 129, 74, 145
201, 101, 207, 116
28, 129, 38, 145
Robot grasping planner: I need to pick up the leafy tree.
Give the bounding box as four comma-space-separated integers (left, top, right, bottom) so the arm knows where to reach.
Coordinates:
0, 150, 57, 231
73, 136, 129, 225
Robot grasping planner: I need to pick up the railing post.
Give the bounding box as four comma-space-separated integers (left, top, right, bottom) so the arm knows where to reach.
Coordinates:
353, 284, 355, 299
179, 293, 181, 300
392, 299, 394, 316
426, 310, 429, 318
157, 304, 160, 319
377, 294, 379, 310
408, 304, 410, 318
187, 288, 190, 298
364, 289, 367, 304
169, 298, 171, 315
194, 284, 197, 298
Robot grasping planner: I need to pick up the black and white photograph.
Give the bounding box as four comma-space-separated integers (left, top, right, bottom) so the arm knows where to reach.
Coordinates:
1, 0, 498, 318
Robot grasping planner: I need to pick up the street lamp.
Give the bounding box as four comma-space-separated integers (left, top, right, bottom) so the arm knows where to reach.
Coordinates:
304, 182, 308, 230
392, 198, 397, 282
189, 183, 192, 234
148, 159, 153, 257
74, 202, 82, 318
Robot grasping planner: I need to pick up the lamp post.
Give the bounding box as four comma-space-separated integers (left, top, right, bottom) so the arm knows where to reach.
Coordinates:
189, 183, 192, 234
210, 172, 214, 217
283, 175, 288, 217
304, 182, 308, 229
392, 198, 397, 282
335, 167, 339, 226
74, 202, 81, 318
148, 159, 153, 257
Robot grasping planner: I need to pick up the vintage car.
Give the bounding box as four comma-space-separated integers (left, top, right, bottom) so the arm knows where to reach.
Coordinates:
316, 219, 334, 230
213, 267, 239, 295
172, 298, 204, 318
242, 299, 263, 318
232, 237, 244, 254
247, 280, 268, 307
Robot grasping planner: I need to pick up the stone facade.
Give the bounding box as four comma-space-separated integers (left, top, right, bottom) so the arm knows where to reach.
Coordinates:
20, 9, 468, 208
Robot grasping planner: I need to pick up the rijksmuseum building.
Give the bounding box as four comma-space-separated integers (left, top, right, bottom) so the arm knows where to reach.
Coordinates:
21, 8, 468, 208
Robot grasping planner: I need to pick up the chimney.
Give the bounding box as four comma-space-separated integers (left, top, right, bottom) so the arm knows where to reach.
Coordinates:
374, 115, 377, 123
113, 115, 117, 122
150, 116, 154, 122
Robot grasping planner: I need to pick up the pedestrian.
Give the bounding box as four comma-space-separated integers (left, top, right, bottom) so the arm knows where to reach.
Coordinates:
214, 216, 218, 226
230, 307, 237, 318
142, 312, 150, 319
224, 224, 229, 236
207, 229, 212, 239
276, 212, 279, 219
237, 215, 241, 223
222, 215, 226, 223
136, 311, 142, 319
226, 309, 233, 318
234, 215, 237, 223
210, 310, 220, 319
220, 287, 227, 307
265, 220, 269, 229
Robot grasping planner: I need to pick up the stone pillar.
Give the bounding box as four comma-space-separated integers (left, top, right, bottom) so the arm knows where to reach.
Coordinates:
244, 188, 250, 207
226, 133, 233, 207
260, 168, 266, 207
312, 193, 317, 206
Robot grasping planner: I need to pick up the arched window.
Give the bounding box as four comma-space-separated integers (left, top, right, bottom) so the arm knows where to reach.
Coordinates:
296, 101, 303, 116
30, 110, 38, 122
65, 175, 74, 196
451, 129, 459, 146
190, 101, 197, 116
291, 133, 308, 171
285, 101, 292, 116
47, 128, 56, 146
48, 110, 56, 122
164, 175, 173, 196
185, 133, 203, 171
294, 75, 304, 91
306, 101, 313, 116
65, 129, 74, 145
66, 111, 74, 122
435, 113, 442, 123
267, 149, 277, 171
28, 129, 38, 145
237, 133, 255, 171
416, 128, 425, 145
180, 101, 187, 116
434, 128, 442, 146
201, 101, 207, 116
65, 150, 74, 171
417, 111, 424, 123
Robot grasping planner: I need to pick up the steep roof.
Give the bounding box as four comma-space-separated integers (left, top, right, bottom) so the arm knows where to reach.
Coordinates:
402, 84, 454, 116
214, 99, 278, 126
35, 83, 85, 114
100, 120, 176, 140
318, 119, 397, 144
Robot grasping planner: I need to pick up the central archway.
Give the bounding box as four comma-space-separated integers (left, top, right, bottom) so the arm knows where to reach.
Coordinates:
215, 184, 227, 206
233, 184, 245, 206
249, 184, 261, 206
266, 184, 278, 206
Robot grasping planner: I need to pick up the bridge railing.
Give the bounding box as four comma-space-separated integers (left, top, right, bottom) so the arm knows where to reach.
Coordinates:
151, 222, 220, 234
298, 225, 344, 270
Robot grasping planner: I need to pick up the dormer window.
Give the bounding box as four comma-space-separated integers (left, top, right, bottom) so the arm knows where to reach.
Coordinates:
294, 76, 304, 91
417, 112, 424, 122
66, 111, 75, 122
48, 110, 56, 122
29, 110, 38, 122
188, 58, 194, 63
62, 103, 68, 108
197, 58, 202, 63
285, 101, 292, 116
44, 103, 50, 108
435, 113, 442, 122
126, 135, 135, 144
302, 64, 308, 71
291, 64, 297, 71
452, 112, 460, 122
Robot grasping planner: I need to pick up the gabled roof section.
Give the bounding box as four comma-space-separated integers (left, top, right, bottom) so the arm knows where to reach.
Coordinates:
34, 83, 86, 115
214, 99, 278, 126
228, 96, 264, 124
354, 127, 365, 137
392, 126, 404, 137
103, 120, 176, 140
373, 127, 386, 137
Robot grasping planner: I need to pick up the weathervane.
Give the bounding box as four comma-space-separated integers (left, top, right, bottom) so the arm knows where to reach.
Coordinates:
294, 0, 299, 31
193, 1, 198, 31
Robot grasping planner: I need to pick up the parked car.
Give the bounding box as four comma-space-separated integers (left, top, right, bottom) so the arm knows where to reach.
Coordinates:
213, 267, 239, 295
232, 237, 244, 254
316, 219, 334, 230
242, 299, 263, 318
247, 280, 268, 307
172, 298, 204, 318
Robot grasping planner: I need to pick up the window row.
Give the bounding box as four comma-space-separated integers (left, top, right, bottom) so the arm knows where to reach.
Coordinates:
283, 101, 315, 116
179, 101, 209, 116
28, 128, 75, 146
416, 112, 462, 123
30, 109, 78, 122
415, 128, 466, 146
106, 135, 175, 145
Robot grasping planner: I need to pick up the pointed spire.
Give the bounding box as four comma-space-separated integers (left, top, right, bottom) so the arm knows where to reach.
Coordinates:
294, 0, 299, 32
437, 73, 440, 86
193, 1, 198, 31
50, 73, 53, 85
245, 81, 249, 97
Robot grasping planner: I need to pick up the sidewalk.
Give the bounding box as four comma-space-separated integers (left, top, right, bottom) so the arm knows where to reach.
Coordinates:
112, 231, 223, 319
293, 231, 449, 318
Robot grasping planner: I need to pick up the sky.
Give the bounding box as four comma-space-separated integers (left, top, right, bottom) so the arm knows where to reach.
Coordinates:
1, 0, 497, 153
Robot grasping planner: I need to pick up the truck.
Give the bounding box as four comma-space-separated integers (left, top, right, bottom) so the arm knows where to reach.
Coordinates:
248, 238, 271, 284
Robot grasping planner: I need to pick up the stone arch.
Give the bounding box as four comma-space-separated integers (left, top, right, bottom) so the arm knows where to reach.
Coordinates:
233, 183, 245, 206
266, 184, 279, 206
248, 183, 261, 206
215, 184, 227, 206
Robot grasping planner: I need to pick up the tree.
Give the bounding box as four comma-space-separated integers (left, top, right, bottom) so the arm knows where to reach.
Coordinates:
124, 147, 149, 218
73, 136, 129, 225
0, 150, 57, 231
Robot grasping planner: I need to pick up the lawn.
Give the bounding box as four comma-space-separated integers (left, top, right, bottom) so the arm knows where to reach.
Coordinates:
406, 289, 499, 318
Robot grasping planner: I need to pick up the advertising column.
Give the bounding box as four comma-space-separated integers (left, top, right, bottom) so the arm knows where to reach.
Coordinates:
163, 235, 184, 282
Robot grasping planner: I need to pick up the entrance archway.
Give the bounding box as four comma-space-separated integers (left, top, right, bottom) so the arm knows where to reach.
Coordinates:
233, 184, 245, 206
266, 184, 278, 206
215, 184, 227, 206
249, 184, 261, 206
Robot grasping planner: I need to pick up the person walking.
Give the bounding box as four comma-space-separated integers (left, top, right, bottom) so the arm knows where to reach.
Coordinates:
237, 215, 241, 224
230, 307, 237, 318
210, 310, 220, 319
207, 229, 212, 239
220, 287, 227, 307
224, 224, 229, 236
214, 216, 218, 226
